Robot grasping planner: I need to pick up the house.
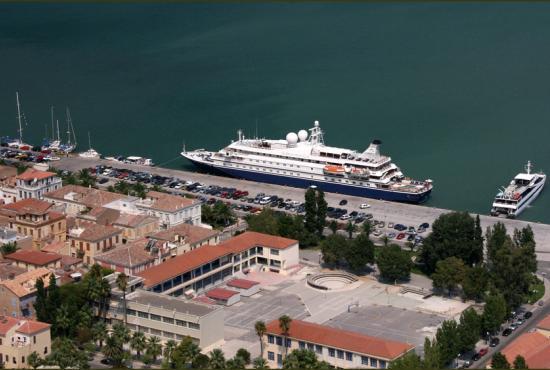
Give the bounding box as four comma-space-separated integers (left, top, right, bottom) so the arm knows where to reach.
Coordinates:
1, 199, 66, 250
499, 331, 550, 369
68, 222, 122, 265
137, 231, 299, 295
0, 268, 54, 318
264, 319, 414, 369
134, 191, 201, 228
0, 316, 51, 369
147, 223, 220, 255
0, 228, 32, 250
4, 250, 62, 271
112, 213, 159, 242
0, 165, 18, 205
15, 169, 61, 201
44, 184, 125, 216
0, 263, 26, 281
94, 239, 157, 275
104, 273, 224, 348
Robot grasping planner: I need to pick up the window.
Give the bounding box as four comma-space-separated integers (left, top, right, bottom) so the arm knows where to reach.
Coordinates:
307, 343, 314, 351
138, 311, 148, 319
370, 358, 378, 368
346, 352, 353, 361
299, 341, 306, 349
315, 345, 322, 354
285, 338, 291, 347
163, 317, 174, 324
270, 249, 279, 256
277, 354, 283, 365
33, 336, 36, 344
362, 356, 369, 365
22, 356, 25, 364
127, 309, 136, 316
276, 336, 283, 346
176, 320, 187, 327
267, 352, 274, 361
328, 348, 335, 357
44, 347, 48, 354
152, 315, 161, 322
189, 322, 200, 330
268, 335, 274, 344
337, 350, 344, 359
379, 360, 387, 369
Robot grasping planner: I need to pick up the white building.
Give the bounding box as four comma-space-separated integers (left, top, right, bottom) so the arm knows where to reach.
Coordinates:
16, 169, 62, 201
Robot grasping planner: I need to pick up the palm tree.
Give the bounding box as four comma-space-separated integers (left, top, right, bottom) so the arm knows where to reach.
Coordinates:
254, 320, 267, 358
92, 321, 107, 348
102, 334, 125, 367
130, 331, 147, 359
0, 241, 18, 257
253, 357, 269, 369
55, 304, 72, 336
346, 221, 356, 239
116, 272, 129, 325
27, 351, 41, 369
163, 339, 177, 362
278, 315, 292, 359
78, 168, 96, 188
146, 336, 162, 363
209, 348, 226, 369
112, 321, 130, 343
362, 221, 372, 237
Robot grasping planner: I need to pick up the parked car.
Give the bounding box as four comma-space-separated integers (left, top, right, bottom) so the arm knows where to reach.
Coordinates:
490, 337, 500, 347
419, 222, 430, 229
359, 203, 370, 209
396, 233, 406, 240
523, 311, 533, 319
339, 199, 348, 206
502, 328, 512, 336
478, 348, 488, 357
394, 224, 407, 231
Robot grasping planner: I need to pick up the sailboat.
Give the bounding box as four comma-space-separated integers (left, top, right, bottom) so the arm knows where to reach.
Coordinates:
79, 132, 100, 159
3, 92, 32, 150
41, 106, 60, 151
58, 107, 77, 153
42, 106, 77, 153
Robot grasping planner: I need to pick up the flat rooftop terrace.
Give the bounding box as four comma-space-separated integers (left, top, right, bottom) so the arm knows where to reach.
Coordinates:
128, 290, 219, 317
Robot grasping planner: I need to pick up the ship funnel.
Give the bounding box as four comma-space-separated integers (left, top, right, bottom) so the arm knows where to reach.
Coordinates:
360, 139, 382, 160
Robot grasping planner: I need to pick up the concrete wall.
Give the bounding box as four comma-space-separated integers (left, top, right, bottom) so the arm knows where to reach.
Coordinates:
0, 327, 51, 369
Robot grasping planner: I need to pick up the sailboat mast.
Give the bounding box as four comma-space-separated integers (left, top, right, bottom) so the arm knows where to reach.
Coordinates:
16, 92, 23, 142
50, 106, 55, 141
66, 107, 71, 145
88, 132, 91, 149
56, 120, 60, 141
66, 107, 77, 147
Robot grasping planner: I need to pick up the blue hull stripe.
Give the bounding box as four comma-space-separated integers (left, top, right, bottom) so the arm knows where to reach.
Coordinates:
188, 159, 431, 203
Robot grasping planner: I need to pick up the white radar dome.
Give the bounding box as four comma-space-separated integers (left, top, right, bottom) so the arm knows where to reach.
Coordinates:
314, 120, 319, 127
286, 132, 298, 145
298, 130, 308, 141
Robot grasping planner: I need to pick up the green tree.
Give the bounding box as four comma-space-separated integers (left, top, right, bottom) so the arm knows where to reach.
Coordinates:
246, 208, 279, 236
283, 349, 323, 369
419, 212, 482, 274
377, 244, 412, 282
163, 339, 177, 363
102, 334, 126, 368
27, 351, 42, 369
192, 353, 210, 369
329, 220, 338, 235
458, 307, 482, 353
492, 352, 511, 369
54, 303, 72, 337
431, 257, 466, 296
78, 168, 96, 188
345, 221, 356, 239
0, 241, 18, 256
169, 336, 201, 369
131, 331, 147, 359
254, 320, 267, 358
423, 337, 442, 369
435, 320, 461, 366
132, 182, 147, 198
253, 357, 269, 369
92, 320, 107, 348
226, 356, 246, 369
345, 232, 375, 273
116, 272, 129, 325
34, 277, 48, 322
482, 291, 508, 334
208, 348, 226, 369
388, 351, 422, 370
462, 266, 489, 301
112, 321, 130, 343
316, 190, 327, 236
235, 348, 251, 365
146, 335, 162, 363
321, 234, 347, 266
48, 337, 90, 370
304, 188, 317, 233
513, 355, 528, 369
279, 315, 292, 358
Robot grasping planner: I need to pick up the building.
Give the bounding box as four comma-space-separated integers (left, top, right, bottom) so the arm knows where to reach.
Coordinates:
205, 288, 240, 306
95, 239, 157, 275
537, 314, 550, 338
0, 316, 51, 369
134, 191, 201, 228
105, 273, 224, 348
112, 214, 159, 242
1, 199, 66, 250
136, 232, 298, 296
0, 268, 54, 318
0, 165, 18, 205
148, 223, 220, 255
264, 319, 414, 369
499, 331, 550, 369
44, 184, 126, 216
4, 250, 62, 271
0, 263, 26, 281
16, 169, 61, 201
68, 222, 122, 265
0, 228, 32, 250
226, 278, 260, 297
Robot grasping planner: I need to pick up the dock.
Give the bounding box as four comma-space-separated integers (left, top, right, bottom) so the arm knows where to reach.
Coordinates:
52, 156, 550, 260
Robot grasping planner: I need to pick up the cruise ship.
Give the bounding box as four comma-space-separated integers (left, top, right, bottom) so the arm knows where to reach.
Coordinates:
491, 161, 546, 218
182, 121, 433, 203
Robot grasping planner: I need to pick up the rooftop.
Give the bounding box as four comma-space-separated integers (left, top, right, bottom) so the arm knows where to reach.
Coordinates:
114, 213, 158, 228
0, 315, 50, 336
537, 315, 550, 331
265, 319, 414, 360
2, 198, 53, 215
16, 169, 57, 181
127, 289, 219, 317
148, 223, 219, 245
501, 331, 550, 369
227, 278, 259, 290
0, 268, 53, 297
0, 165, 17, 180
5, 250, 62, 266
138, 191, 197, 213
45, 184, 126, 209
0, 262, 26, 280
69, 223, 121, 241
206, 288, 239, 300
95, 239, 155, 268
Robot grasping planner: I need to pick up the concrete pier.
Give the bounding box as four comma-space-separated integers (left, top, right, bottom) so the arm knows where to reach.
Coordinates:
52, 156, 550, 259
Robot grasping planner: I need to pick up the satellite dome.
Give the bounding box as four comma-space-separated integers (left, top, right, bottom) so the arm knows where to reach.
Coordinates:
314, 120, 319, 127
286, 132, 298, 145
298, 130, 308, 141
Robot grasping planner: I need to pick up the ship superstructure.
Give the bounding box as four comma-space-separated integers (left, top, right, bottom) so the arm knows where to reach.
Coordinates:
182, 121, 433, 203
491, 161, 545, 218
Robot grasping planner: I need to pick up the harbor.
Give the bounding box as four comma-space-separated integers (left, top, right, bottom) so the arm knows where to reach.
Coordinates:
50, 155, 550, 260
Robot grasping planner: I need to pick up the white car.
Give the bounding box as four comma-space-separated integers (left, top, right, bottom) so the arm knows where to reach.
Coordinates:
340, 214, 351, 220
359, 203, 370, 209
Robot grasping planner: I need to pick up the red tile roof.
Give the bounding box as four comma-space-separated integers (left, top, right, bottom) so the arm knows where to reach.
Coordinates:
501, 332, 550, 369
141, 191, 197, 212
206, 288, 239, 300
0, 315, 19, 335
538, 315, 550, 331
16, 320, 50, 335
16, 169, 57, 181
2, 198, 52, 215
148, 223, 219, 245
137, 231, 297, 287
70, 223, 121, 242
265, 319, 414, 360
5, 250, 62, 266
95, 239, 155, 268
227, 278, 259, 290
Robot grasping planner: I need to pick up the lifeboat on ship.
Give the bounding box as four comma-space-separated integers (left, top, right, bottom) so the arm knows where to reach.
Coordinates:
347, 166, 370, 179
323, 165, 345, 176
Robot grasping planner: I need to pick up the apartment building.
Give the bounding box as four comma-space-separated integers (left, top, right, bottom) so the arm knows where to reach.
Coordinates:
4, 250, 62, 271
16, 169, 61, 201
134, 191, 201, 228
105, 273, 224, 348
137, 231, 299, 296
147, 223, 220, 255
0, 316, 51, 369
1, 199, 66, 250
68, 223, 122, 265
112, 214, 159, 242
0, 268, 54, 318
44, 184, 125, 216
264, 319, 414, 369
0, 165, 17, 205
